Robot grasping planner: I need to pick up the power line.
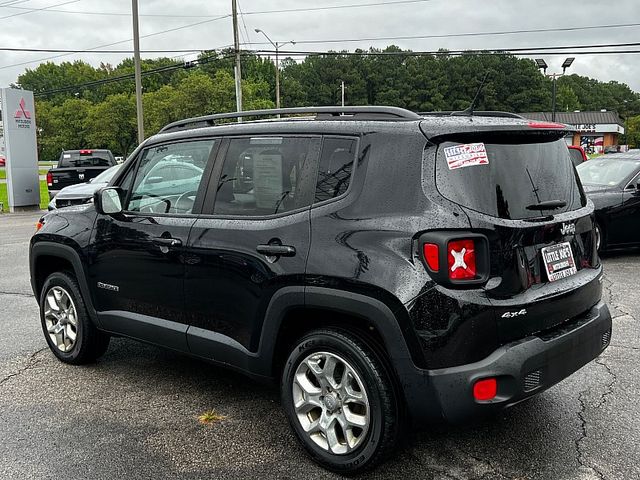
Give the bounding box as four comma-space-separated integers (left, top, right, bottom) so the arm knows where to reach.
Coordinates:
32, 44, 640, 98
0, 0, 79, 20
0, 0, 435, 18
0, 14, 231, 70
3, 41, 639, 55
34, 51, 237, 97
243, 22, 640, 46
237, 0, 253, 48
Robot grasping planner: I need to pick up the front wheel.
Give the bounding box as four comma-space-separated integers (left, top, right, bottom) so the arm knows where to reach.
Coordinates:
281, 329, 400, 474
40, 271, 110, 364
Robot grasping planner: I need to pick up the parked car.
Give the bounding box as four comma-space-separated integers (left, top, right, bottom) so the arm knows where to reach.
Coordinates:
0, 155, 5, 167
30, 107, 611, 473
47, 164, 122, 210
604, 145, 619, 154
568, 145, 587, 166
47, 149, 117, 199
576, 152, 640, 251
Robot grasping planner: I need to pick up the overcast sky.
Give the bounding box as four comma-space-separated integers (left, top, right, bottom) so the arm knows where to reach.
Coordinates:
0, 0, 638, 94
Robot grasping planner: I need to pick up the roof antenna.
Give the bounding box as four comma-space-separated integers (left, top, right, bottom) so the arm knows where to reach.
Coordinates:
453, 72, 490, 117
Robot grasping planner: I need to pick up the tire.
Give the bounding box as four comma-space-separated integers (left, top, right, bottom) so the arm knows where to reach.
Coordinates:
281, 328, 400, 474
39, 271, 110, 364
594, 221, 605, 253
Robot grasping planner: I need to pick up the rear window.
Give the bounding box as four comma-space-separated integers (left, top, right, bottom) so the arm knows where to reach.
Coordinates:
434, 134, 586, 220
59, 151, 114, 168
568, 148, 585, 167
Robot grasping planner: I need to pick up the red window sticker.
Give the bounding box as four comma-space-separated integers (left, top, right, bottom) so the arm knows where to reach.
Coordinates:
444, 143, 489, 170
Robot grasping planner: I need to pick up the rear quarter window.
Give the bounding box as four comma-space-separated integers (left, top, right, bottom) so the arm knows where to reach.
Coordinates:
434, 134, 586, 220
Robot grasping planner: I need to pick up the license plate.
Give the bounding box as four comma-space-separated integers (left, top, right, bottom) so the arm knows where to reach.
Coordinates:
541, 242, 577, 282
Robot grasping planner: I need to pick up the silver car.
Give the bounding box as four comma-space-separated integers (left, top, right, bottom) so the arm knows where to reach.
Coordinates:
48, 164, 122, 210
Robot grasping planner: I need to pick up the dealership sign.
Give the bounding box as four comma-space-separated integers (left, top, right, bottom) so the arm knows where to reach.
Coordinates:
1, 88, 40, 211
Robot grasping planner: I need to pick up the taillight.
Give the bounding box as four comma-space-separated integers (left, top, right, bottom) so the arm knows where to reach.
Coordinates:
79, 149, 93, 155
423, 243, 439, 271
447, 239, 476, 280
46, 171, 53, 187
419, 232, 489, 288
473, 378, 497, 401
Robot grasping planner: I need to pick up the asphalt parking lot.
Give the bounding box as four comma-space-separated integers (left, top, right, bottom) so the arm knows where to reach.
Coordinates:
1, 212, 638, 480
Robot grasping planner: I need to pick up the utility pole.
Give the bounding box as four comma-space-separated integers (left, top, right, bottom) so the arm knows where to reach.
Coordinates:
232, 0, 243, 116
341, 81, 345, 107
132, 0, 144, 143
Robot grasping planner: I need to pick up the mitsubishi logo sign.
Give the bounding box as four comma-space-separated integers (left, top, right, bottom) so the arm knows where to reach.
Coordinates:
13, 96, 33, 129
14, 97, 32, 119
1, 88, 40, 211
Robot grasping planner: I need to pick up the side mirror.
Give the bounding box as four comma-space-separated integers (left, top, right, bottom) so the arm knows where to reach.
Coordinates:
94, 187, 123, 215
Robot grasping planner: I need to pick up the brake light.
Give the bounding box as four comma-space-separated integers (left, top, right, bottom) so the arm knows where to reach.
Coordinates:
528, 121, 565, 129
447, 239, 476, 280
473, 378, 497, 401
79, 149, 93, 155
423, 243, 439, 271
46, 171, 53, 187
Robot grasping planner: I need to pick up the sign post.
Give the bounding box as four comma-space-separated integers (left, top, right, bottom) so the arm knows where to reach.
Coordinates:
0, 88, 40, 212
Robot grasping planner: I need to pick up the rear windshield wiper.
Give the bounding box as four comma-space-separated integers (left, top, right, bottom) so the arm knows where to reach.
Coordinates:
526, 200, 567, 211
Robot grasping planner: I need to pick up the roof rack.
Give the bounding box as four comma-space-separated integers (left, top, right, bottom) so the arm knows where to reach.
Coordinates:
419, 111, 525, 119
159, 106, 421, 133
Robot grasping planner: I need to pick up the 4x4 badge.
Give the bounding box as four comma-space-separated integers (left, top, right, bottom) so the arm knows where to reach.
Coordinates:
501, 309, 527, 318
560, 222, 576, 235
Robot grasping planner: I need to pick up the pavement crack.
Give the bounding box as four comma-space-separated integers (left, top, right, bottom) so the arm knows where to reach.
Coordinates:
0, 290, 34, 299
453, 444, 507, 480
575, 392, 607, 480
593, 358, 616, 409
0, 347, 47, 387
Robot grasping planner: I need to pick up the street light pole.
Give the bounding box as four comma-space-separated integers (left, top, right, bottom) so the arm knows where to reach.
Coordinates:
131, 0, 144, 143
255, 29, 294, 109
535, 58, 575, 122
232, 0, 243, 117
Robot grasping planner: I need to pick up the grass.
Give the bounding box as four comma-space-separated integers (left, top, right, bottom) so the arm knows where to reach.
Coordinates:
0, 168, 50, 179
0, 180, 49, 212
198, 409, 226, 425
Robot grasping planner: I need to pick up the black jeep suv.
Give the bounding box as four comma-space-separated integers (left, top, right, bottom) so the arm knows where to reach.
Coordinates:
30, 106, 611, 473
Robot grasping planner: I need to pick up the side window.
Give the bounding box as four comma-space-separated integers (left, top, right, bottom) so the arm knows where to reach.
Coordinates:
315, 137, 358, 203
125, 139, 215, 214
213, 136, 319, 216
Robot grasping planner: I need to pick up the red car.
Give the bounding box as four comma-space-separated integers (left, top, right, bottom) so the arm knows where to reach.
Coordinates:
0, 155, 5, 167
568, 145, 587, 166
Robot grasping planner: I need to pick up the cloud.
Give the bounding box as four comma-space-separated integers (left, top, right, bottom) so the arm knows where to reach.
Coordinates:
0, 0, 638, 92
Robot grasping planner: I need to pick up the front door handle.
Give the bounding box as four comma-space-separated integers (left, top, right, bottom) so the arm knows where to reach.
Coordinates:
256, 244, 296, 257
152, 237, 182, 248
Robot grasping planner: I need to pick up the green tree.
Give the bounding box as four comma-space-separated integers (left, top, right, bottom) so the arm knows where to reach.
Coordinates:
86, 93, 137, 156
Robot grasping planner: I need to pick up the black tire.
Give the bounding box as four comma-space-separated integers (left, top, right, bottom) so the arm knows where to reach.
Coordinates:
281, 328, 400, 474
595, 221, 605, 253
39, 271, 110, 364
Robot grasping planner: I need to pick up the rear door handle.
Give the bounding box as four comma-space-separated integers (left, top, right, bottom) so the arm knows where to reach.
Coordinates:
256, 244, 296, 257
152, 237, 182, 248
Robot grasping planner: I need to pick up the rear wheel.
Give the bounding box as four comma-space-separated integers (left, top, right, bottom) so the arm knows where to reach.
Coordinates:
40, 271, 110, 364
281, 329, 400, 474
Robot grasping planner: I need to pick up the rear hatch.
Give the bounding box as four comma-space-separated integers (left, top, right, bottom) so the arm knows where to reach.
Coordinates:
433, 130, 600, 342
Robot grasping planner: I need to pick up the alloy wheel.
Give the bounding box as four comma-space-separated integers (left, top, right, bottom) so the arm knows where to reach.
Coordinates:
43, 286, 78, 353
292, 351, 370, 455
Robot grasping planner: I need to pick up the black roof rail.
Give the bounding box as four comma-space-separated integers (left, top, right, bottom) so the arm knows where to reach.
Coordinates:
419, 111, 525, 119
159, 106, 421, 133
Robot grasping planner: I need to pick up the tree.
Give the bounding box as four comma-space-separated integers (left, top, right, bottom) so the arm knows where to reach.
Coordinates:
625, 115, 640, 148
86, 93, 137, 156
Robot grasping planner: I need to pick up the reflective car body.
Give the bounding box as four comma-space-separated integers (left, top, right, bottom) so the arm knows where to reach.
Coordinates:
577, 151, 640, 250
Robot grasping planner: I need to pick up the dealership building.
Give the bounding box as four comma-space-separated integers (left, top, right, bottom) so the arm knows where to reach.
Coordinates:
522, 110, 625, 153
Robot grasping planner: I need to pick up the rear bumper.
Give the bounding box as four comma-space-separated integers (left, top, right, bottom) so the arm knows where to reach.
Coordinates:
403, 301, 611, 425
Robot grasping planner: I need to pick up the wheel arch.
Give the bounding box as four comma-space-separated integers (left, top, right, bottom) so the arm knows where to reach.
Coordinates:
30, 242, 99, 323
